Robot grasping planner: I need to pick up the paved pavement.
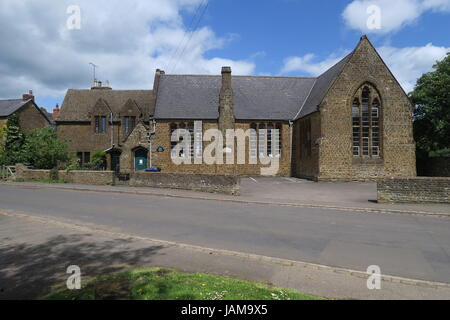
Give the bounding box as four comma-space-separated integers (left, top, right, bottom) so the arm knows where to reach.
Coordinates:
0, 183, 449, 289
1, 211, 449, 300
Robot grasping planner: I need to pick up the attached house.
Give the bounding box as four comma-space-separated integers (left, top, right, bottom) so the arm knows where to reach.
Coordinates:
57, 84, 155, 171
57, 36, 417, 180
0, 91, 52, 132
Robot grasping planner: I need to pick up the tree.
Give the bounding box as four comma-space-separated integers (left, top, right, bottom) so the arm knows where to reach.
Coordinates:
410, 53, 450, 157
90, 151, 107, 170
0, 123, 6, 161
22, 128, 71, 169
3, 113, 26, 165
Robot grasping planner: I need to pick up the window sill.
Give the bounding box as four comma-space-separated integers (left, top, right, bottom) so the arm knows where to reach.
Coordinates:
352, 157, 383, 165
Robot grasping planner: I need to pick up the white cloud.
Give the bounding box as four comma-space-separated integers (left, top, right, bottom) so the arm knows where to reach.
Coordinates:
378, 43, 450, 92
342, 0, 450, 34
280, 51, 350, 76
280, 44, 449, 93
0, 0, 255, 101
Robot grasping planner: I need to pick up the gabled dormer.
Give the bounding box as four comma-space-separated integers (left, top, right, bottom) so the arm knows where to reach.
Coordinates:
120, 99, 143, 138
90, 98, 112, 134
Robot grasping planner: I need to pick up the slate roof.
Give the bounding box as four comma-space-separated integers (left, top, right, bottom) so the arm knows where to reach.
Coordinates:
154, 75, 317, 120
154, 53, 353, 121
58, 89, 155, 122
0, 99, 29, 117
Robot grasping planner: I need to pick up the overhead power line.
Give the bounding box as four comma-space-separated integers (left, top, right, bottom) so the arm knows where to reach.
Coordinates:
165, 1, 206, 72
170, 0, 210, 74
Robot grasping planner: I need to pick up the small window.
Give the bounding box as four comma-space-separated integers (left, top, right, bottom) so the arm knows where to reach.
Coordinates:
124, 116, 136, 135
95, 116, 107, 133
250, 123, 258, 159
76, 152, 91, 167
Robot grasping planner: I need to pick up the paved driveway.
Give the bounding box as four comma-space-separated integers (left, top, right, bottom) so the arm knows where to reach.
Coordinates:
241, 177, 377, 205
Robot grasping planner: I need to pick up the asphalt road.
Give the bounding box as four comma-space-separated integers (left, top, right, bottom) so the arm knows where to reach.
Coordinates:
0, 184, 449, 283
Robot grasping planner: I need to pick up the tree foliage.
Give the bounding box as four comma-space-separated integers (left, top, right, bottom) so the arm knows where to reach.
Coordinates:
0, 123, 6, 160
90, 151, 107, 170
2, 113, 26, 165
410, 53, 450, 157
22, 128, 71, 169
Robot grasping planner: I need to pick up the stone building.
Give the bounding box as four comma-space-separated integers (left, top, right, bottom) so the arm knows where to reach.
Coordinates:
57, 36, 417, 180
0, 91, 52, 132
57, 82, 155, 170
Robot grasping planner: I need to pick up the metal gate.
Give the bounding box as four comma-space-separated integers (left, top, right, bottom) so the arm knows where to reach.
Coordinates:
0, 166, 16, 181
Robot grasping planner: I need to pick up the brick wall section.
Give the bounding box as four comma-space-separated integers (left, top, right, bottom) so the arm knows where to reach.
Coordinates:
17, 102, 50, 132
16, 164, 115, 185
129, 172, 240, 195
151, 120, 292, 176
294, 113, 321, 179
317, 37, 416, 181
0, 102, 49, 133
378, 177, 450, 203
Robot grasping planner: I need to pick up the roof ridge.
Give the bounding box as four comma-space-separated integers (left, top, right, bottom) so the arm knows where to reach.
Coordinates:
67, 89, 153, 91
162, 74, 317, 80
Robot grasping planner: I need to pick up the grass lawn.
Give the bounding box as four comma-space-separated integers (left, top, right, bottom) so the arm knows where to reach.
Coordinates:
45, 267, 322, 300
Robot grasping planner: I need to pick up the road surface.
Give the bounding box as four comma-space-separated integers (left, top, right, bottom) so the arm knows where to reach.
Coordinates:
0, 184, 449, 284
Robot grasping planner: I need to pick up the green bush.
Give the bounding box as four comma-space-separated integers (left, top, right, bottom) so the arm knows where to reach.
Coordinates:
22, 128, 71, 169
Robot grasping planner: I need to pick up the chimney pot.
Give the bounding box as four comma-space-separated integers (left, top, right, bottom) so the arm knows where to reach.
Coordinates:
221, 66, 232, 74
22, 90, 35, 102
221, 66, 232, 90
53, 104, 60, 121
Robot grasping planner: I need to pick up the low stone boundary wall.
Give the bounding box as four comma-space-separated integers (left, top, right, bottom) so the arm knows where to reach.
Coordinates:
15, 164, 115, 186
130, 172, 240, 195
378, 177, 450, 203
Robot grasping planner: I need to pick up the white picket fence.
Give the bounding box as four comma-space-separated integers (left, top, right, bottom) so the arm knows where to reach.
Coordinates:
0, 166, 16, 180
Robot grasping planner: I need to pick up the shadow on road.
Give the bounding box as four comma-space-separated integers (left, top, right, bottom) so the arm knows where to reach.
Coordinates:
0, 234, 164, 299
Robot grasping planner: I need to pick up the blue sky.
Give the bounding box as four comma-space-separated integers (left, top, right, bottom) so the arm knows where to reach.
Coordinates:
0, 0, 449, 112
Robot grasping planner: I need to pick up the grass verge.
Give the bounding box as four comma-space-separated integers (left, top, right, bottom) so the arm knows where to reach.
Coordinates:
45, 267, 322, 300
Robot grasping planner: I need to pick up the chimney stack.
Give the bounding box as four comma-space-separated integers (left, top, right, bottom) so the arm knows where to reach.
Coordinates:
153, 69, 165, 93
218, 66, 235, 133
221, 66, 232, 90
53, 104, 60, 121
22, 90, 34, 102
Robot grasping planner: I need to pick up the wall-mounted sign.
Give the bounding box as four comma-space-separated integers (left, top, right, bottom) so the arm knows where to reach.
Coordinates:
156, 146, 165, 153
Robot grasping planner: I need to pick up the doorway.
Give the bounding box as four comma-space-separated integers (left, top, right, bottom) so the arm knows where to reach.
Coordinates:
134, 148, 148, 171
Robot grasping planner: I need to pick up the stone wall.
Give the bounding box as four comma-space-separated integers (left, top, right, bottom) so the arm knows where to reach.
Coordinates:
16, 164, 115, 185
17, 102, 51, 132
129, 172, 240, 195
317, 37, 416, 181
378, 177, 450, 203
151, 120, 292, 177
294, 112, 321, 179
0, 102, 49, 133
417, 157, 450, 177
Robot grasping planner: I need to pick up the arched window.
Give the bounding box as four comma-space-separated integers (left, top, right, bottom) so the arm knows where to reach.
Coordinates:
352, 85, 382, 157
